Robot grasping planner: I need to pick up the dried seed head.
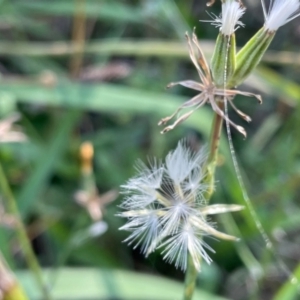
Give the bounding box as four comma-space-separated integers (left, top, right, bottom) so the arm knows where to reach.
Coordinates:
160, 31, 262, 137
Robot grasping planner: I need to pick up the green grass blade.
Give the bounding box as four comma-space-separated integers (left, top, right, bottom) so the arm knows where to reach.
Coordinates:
274, 265, 300, 300
0, 82, 213, 137
17, 111, 81, 218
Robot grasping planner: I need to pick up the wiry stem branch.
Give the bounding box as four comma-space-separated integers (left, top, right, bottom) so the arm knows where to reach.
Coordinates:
0, 163, 52, 300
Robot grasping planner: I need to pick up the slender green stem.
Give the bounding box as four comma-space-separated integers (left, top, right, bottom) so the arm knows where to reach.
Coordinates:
0, 162, 52, 300
204, 100, 225, 201
208, 102, 225, 166
182, 101, 224, 300
183, 254, 198, 300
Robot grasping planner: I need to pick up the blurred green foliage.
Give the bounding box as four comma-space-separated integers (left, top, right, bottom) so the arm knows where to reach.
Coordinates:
0, 0, 299, 299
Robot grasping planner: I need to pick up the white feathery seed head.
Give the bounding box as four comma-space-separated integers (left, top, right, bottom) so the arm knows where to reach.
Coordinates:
165, 140, 206, 184
262, 0, 300, 31
160, 222, 214, 271
211, 0, 245, 35
118, 140, 244, 272
120, 209, 161, 255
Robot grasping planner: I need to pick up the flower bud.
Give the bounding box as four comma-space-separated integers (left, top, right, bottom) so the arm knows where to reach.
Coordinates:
210, 0, 245, 87
211, 33, 236, 87
229, 0, 300, 87
228, 28, 275, 87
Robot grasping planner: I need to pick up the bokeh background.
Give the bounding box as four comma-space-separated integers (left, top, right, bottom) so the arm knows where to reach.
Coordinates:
0, 0, 300, 299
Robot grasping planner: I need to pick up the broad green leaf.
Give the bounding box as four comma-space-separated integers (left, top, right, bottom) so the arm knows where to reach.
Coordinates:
0, 82, 213, 137
17, 268, 229, 300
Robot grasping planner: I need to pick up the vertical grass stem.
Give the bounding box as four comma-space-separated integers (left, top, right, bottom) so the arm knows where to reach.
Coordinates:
0, 162, 52, 300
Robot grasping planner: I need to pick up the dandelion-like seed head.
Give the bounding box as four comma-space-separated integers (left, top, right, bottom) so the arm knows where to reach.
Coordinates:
211, 0, 246, 36
262, 0, 300, 32
118, 141, 244, 271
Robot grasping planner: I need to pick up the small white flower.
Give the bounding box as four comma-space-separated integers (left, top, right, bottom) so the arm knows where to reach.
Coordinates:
75, 189, 118, 221
88, 221, 108, 237
262, 0, 300, 32
210, 0, 245, 36
119, 141, 244, 271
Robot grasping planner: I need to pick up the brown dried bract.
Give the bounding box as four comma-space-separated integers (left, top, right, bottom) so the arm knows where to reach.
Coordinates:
75, 189, 118, 221
159, 29, 262, 137
0, 114, 27, 143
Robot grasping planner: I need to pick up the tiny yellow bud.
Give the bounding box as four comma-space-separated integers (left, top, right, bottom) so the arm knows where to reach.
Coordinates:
80, 141, 94, 174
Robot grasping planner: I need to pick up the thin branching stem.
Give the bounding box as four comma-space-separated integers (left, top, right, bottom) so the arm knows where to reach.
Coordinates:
183, 101, 224, 300
0, 162, 52, 300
